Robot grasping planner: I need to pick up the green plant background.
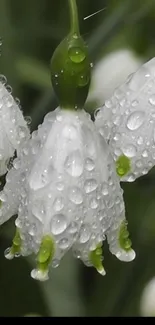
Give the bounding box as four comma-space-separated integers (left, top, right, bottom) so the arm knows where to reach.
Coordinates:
0, 0, 155, 316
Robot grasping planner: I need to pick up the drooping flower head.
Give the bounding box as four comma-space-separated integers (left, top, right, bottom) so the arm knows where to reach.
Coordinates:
0, 0, 135, 281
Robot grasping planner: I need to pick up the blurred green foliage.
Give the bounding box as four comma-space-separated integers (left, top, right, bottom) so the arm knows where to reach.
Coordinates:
0, 0, 155, 317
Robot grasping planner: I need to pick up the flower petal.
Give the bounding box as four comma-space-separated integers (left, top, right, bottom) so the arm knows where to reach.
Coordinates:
95, 57, 155, 181
2, 107, 135, 279
0, 80, 30, 175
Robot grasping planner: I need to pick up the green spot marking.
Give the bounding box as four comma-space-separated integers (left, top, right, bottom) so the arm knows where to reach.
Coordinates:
119, 221, 132, 252
116, 155, 130, 177
89, 243, 105, 275
37, 235, 55, 273
10, 227, 21, 256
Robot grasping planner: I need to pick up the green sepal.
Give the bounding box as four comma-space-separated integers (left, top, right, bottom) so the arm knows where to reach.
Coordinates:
50, 32, 91, 110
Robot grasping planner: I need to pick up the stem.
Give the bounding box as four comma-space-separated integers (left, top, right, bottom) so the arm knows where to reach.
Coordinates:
68, 0, 80, 35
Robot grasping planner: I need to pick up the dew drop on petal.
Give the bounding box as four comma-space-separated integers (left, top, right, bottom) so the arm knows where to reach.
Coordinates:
68, 221, 78, 234
149, 95, 155, 106
52, 259, 60, 268
79, 224, 91, 243
85, 158, 95, 171
126, 111, 145, 130
122, 144, 137, 158
65, 151, 83, 177
69, 187, 83, 204
51, 214, 67, 235
58, 238, 69, 249
84, 179, 97, 193
53, 197, 64, 211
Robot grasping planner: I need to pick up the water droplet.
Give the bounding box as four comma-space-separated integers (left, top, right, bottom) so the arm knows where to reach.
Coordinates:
4, 247, 14, 260
58, 238, 69, 249
105, 100, 112, 108
101, 182, 108, 195
85, 158, 95, 171
56, 182, 64, 191
65, 150, 83, 177
69, 187, 83, 204
79, 224, 90, 243
90, 198, 98, 209
31, 269, 49, 281
114, 133, 121, 141
0, 74, 7, 85
68, 221, 78, 234
128, 174, 136, 182
84, 179, 97, 193
32, 201, 46, 222
136, 160, 142, 168
126, 111, 145, 130
149, 95, 155, 106
53, 197, 64, 211
52, 259, 60, 268
51, 214, 67, 235
137, 136, 143, 145
18, 126, 28, 139
122, 144, 137, 158
29, 224, 36, 236
142, 150, 148, 158
78, 74, 89, 87
25, 116, 32, 125
132, 100, 139, 107
68, 47, 86, 63
13, 158, 21, 170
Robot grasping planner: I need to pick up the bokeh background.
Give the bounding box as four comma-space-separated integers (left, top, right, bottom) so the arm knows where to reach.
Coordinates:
0, 0, 155, 317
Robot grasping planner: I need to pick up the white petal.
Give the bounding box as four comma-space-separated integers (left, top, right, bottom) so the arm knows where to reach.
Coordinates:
0, 80, 30, 175
95, 57, 155, 181
87, 49, 142, 106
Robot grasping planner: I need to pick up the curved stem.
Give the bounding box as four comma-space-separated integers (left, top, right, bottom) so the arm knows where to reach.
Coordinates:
68, 0, 80, 35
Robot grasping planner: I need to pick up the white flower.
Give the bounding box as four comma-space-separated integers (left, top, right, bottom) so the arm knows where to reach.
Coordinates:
140, 277, 155, 316
87, 49, 143, 106
0, 76, 30, 175
95, 57, 155, 182
0, 108, 135, 281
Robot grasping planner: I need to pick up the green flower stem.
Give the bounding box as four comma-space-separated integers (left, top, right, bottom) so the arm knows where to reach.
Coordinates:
50, 0, 91, 110
68, 0, 80, 35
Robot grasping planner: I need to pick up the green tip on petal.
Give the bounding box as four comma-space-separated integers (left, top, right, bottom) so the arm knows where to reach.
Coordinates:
89, 243, 106, 276
50, 0, 91, 110
119, 221, 132, 252
116, 155, 131, 177
4, 227, 21, 260
36, 235, 55, 274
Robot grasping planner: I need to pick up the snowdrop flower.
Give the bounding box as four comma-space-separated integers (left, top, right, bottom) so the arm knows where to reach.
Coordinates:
0, 0, 136, 281
0, 75, 30, 175
140, 277, 155, 316
87, 49, 143, 106
0, 107, 135, 281
95, 57, 155, 182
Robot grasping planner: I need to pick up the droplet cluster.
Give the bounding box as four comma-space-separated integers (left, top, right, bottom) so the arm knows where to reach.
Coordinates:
0, 108, 134, 279
95, 57, 155, 181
